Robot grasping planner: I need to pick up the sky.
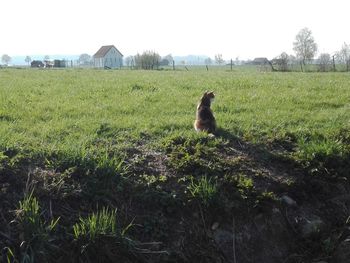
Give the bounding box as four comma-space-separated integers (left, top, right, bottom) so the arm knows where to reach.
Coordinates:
1, 0, 349, 61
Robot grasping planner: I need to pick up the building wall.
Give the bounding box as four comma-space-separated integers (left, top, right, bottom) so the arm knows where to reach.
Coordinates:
94, 58, 104, 68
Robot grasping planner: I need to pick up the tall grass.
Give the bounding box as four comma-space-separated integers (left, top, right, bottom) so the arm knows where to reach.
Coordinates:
188, 176, 218, 206
73, 207, 118, 240
17, 190, 60, 262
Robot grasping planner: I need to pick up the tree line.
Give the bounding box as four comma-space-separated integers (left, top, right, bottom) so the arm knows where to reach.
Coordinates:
1, 27, 349, 71
123, 52, 173, 70
271, 27, 350, 72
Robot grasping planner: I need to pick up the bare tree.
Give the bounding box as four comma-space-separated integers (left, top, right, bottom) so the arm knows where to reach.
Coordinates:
336, 42, 350, 71
318, 53, 331, 72
43, 55, 51, 67
1, 54, 11, 65
293, 28, 318, 71
25, 56, 32, 66
215, 54, 224, 65
78, 53, 91, 66
204, 57, 213, 65
124, 56, 134, 69
273, 52, 289, 71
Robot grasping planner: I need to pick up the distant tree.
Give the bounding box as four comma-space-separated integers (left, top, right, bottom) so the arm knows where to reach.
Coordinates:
336, 42, 350, 71
1, 54, 11, 65
78, 53, 91, 65
204, 57, 212, 65
134, 54, 141, 68
25, 56, 32, 66
273, 52, 289, 71
215, 54, 224, 65
156, 54, 174, 67
159, 54, 173, 66
124, 56, 134, 68
43, 55, 52, 68
159, 59, 169, 66
293, 28, 318, 71
235, 57, 240, 66
318, 53, 331, 72
134, 51, 161, 70
288, 55, 297, 64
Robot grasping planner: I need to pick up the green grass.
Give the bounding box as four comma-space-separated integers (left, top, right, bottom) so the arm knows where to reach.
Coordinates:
1, 68, 349, 174
0, 70, 350, 156
73, 207, 119, 240
187, 176, 218, 207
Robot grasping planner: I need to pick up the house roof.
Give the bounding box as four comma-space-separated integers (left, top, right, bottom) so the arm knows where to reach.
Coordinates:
93, 45, 123, 58
252, 57, 270, 65
253, 57, 269, 63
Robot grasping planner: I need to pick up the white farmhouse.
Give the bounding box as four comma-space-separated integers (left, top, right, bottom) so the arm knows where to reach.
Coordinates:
93, 45, 123, 68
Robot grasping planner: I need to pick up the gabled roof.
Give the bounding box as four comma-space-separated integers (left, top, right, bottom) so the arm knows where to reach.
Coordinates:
252, 57, 270, 65
93, 45, 123, 58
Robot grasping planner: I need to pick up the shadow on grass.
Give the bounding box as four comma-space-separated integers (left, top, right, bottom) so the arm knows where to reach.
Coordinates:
216, 127, 300, 167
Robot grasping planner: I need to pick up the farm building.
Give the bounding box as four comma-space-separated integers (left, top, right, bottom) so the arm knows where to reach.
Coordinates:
93, 45, 123, 69
252, 57, 270, 65
31, 60, 44, 68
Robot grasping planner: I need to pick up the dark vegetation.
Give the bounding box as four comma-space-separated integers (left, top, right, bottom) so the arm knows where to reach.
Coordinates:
1, 131, 349, 262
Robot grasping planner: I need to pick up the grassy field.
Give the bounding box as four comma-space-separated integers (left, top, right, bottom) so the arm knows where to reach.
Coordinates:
1, 68, 349, 158
0, 67, 350, 262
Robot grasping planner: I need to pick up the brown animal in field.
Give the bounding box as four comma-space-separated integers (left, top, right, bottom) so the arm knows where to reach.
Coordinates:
194, 91, 216, 134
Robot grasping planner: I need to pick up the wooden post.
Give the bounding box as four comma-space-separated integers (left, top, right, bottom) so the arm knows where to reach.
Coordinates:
231, 59, 233, 71
206, 65, 209, 71
332, 55, 336, 72
173, 60, 175, 71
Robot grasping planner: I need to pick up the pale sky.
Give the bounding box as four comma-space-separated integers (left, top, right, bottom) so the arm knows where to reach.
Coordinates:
1, 0, 349, 60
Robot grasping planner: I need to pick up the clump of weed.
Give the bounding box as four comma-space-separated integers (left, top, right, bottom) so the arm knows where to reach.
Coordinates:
15, 190, 60, 262
187, 176, 218, 207
73, 207, 120, 240
72, 207, 142, 262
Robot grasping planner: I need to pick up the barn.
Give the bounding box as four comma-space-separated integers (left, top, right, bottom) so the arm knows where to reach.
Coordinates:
93, 45, 123, 69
